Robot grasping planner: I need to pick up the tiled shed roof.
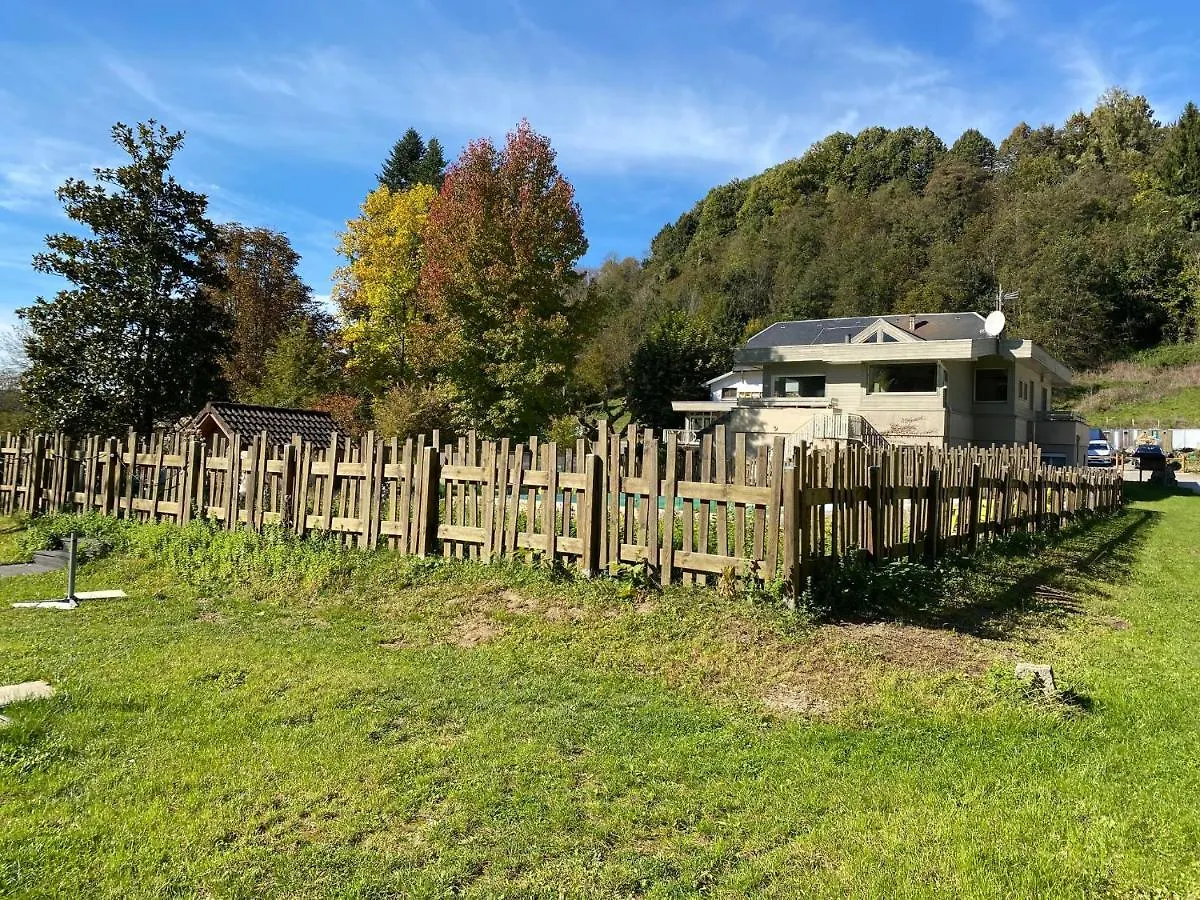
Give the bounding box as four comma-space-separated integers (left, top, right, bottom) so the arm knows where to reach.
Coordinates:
192, 402, 343, 447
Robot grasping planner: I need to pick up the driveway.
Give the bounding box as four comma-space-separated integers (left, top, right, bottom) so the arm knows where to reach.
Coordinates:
1120, 465, 1200, 494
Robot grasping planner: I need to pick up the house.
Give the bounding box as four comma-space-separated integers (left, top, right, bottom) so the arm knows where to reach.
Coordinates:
669, 369, 764, 444
671, 312, 1090, 465
186, 402, 344, 450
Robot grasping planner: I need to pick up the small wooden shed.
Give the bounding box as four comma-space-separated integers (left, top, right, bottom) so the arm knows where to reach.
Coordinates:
187, 402, 343, 449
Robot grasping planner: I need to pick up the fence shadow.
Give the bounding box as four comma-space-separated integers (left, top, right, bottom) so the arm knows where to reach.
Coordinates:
822, 507, 1160, 640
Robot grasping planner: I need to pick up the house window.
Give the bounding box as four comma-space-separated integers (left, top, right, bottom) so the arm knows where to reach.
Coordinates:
774, 375, 826, 398
868, 364, 938, 393
1041, 387, 1048, 410
975, 369, 1009, 403
720, 387, 737, 400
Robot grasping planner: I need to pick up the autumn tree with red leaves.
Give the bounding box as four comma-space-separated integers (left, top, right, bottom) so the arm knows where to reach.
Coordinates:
419, 120, 590, 436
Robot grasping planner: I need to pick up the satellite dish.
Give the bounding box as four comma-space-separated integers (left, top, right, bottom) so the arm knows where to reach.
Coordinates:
984, 310, 1007, 338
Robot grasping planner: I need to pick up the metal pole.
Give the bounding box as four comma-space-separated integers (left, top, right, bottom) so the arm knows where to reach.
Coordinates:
66, 532, 77, 604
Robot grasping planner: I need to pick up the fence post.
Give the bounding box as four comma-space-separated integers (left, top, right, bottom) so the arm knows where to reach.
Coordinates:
277, 440, 298, 531
925, 467, 942, 563
360, 431, 382, 550
416, 446, 441, 558
28, 434, 46, 516
181, 439, 204, 525
4, 433, 21, 515
659, 432, 677, 584
798, 440, 811, 584
867, 464, 883, 565
782, 451, 799, 610
966, 463, 981, 553
582, 452, 605, 576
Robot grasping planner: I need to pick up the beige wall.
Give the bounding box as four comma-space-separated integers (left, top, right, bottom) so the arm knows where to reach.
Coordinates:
763, 361, 949, 443
719, 406, 821, 455
1036, 419, 1088, 466
730, 356, 1071, 457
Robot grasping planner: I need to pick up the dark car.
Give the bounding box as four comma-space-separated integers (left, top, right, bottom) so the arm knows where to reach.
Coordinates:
1131, 444, 1167, 470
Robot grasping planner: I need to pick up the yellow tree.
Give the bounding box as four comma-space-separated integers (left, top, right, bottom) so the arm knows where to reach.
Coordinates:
334, 183, 437, 394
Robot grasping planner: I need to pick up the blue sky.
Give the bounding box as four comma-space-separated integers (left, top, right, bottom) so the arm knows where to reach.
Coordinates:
1, 0, 1197, 332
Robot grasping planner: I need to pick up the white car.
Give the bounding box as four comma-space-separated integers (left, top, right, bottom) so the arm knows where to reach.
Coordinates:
1086, 439, 1115, 467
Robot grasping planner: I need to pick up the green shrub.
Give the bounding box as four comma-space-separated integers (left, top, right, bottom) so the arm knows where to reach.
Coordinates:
18, 511, 133, 560
805, 551, 948, 616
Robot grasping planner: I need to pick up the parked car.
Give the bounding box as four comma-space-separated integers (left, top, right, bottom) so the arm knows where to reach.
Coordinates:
1131, 444, 1167, 470
1087, 439, 1116, 467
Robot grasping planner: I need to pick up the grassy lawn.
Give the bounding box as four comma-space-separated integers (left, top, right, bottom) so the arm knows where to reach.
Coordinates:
0, 516, 28, 564
2, 491, 1199, 897
1069, 345, 1200, 427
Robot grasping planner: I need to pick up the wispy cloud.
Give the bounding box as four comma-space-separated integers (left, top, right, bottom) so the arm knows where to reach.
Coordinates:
2, 0, 1198, 324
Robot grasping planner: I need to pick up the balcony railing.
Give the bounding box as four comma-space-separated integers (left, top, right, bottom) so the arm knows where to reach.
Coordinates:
786, 412, 889, 452
1038, 410, 1087, 423
663, 427, 702, 447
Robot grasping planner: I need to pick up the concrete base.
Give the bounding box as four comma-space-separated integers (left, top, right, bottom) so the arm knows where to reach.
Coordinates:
74, 590, 127, 600
11, 589, 126, 609
0, 680, 56, 705
11, 599, 78, 609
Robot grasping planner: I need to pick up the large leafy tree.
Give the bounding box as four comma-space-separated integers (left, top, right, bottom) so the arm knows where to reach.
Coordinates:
249, 319, 341, 409
623, 313, 725, 429
1157, 101, 1200, 231
378, 128, 447, 191
334, 183, 438, 394
210, 223, 320, 399
20, 121, 229, 434
420, 120, 589, 436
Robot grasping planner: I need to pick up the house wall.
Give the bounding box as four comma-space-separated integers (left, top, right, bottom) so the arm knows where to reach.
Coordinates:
762, 361, 949, 444
730, 353, 1075, 457
707, 372, 763, 401
718, 406, 824, 454
1036, 419, 1088, 466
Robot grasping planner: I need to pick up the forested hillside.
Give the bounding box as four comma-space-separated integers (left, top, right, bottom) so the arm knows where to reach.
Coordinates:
580, 89, 1200, 407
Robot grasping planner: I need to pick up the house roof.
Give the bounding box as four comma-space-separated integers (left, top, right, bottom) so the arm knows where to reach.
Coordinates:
702, 369, 763, 387
743, 312, 986, 349
192, 402, 343, 447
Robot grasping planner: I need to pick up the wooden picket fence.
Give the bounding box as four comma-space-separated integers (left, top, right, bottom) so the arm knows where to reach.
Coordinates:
0, 422, 1124, 604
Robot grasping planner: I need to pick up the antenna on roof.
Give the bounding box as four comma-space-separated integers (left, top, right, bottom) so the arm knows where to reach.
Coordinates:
996, 283, 1019, 312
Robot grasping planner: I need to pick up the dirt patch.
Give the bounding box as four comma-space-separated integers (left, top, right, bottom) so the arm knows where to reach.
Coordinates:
704, 617, 1010, 719
813, 622, 1005, 676
543, 605, 587, 623
451, 619, 504, 648
500, 590, 539, 613
761, 685, 833, 718
195, 611, 225, 624
378, 637, 410, 650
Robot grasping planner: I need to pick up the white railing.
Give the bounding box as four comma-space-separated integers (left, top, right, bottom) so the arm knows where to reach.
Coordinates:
786, 412, 889, 453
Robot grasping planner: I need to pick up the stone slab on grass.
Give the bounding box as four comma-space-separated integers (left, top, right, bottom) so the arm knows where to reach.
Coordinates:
0, 680, 56, 706
1015, 663, 1058, 697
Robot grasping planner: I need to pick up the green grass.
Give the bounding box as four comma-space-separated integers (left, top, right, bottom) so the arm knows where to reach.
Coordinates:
2, 493, 1200, 897
0, 516, 28, 564
1067, 344, 1200, 426
1085, 385, 1200, 429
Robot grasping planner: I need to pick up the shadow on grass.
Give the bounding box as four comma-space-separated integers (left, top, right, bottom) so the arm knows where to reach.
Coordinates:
815, 504, 1163, 640
1121, 481, 1198, 504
